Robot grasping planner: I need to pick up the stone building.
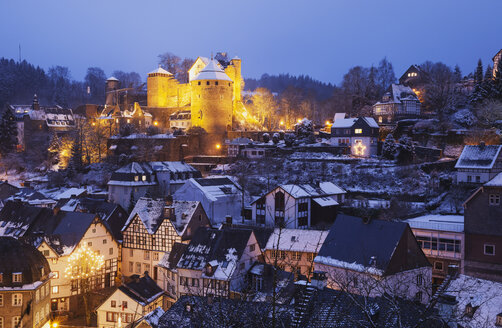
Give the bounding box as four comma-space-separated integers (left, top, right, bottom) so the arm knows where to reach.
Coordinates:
0, 237, 52, 328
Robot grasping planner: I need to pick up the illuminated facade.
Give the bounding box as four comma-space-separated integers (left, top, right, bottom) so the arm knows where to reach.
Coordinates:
330, 116, 379, 157
144, 52, 244, 134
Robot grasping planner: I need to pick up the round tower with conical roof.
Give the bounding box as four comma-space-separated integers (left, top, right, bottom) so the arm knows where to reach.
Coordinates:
147, 66, 179, 108
191, 59, 233, 133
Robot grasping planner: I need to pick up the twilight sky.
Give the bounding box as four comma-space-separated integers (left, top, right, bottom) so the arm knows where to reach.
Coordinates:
1, 0, 501, 85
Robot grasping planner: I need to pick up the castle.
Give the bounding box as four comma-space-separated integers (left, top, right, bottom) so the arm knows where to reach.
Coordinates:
103, 52, 244, 134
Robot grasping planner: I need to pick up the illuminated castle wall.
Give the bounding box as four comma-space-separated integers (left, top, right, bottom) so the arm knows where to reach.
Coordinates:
145, 54, 243, 134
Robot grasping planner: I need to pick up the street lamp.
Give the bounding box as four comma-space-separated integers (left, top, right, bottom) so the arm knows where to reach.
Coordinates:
216, 144, 221, 150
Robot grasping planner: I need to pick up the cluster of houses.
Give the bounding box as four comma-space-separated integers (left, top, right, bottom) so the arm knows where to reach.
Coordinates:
1, 151, 502, 327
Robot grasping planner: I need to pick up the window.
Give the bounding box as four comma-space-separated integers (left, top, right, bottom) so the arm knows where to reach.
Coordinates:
92, 228, 96, 233
87, 242, 92, 247
12, 317, 20, 328
134, 176, 139, 182
206, 81, 210, 85
103, 239, 107, 244
489, 194, 501, 206
122, 301, 128, 309
12, 294, 22, 306
144, 250, 150, 260
42, 250, 50, 256
467, 175, 472, 182
192, 278, 199, 287
180, 276, 187, 286
52, 286, 59, 294
307, 253, 313, 262
249, 244, 255, 252
142, 175, 147, 181
111, 300, 116, 308
416, 274, 423, 286
0, 294, 3, 306
355, 128, 362, 134
129, 262, 133, 272
484, 244, 495, 255
0, 317, 3, 328
0, 274, 2, 282
153, 252, 159, 261
292, 252, 302, 261
144, 264, 150, 273
130, 249, 134, 256
12, 273, 22, 283
434, 261, 443, 271
496, 314, 502, 326
109, 248, 113, 255
415, 291, 423, 302
136, 262, 141, 273
476, 176, 481, 183
198, 81, 201, 85
106, 312, 117, 322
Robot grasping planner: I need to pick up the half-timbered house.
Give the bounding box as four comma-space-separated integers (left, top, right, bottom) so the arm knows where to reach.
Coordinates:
121, 197, 210, 280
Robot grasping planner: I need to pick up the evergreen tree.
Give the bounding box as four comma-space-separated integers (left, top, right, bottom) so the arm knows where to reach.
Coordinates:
68, 135, 83, 174
382, 134, 397, 160
475, 59, 483, 84
453, 65, 462, 82
484, 65, 493, 81
0, 107, 17, 156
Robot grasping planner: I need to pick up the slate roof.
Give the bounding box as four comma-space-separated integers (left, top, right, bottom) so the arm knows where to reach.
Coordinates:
119, 274, 164, 306
0, 201, 56, 238
299, 287, 443, 327
315, 215, 409, 276
455, 144, 502, 169
185, 176, 242, 202
0, 181, 19, 199
51, 211, 98, 255
122, 198, 201, 235
148, 66, 172, 75
485, 172, 502, 187
133, 307, 165, 328
193, 59, 232, 81
158, 242, 187, 270
331, 117, 379, 129
0, 237, 51, 287
177, 227, 253, 281
158, 295, 294, 328
108, 161, 199, 186
252, 182, 345, 204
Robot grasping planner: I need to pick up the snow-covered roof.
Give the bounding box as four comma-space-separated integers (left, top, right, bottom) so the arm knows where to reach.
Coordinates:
406, 214, 464, 233
188, 176, 242, 202
148, 66, 172, 75
122, 198, 200, 235
264, 228, 328, 253
108, 161, 198, 186
107, 76, 119, 81
391, 84, 419, 103
441, 274, 502, 328
139, 307, 165, 328
278, 182, 346, 199
455, 144, 502, 169
331, 117, 379, 129
54, 187, 87, 200
484, 172, 502, 187
193, 59, 232, 81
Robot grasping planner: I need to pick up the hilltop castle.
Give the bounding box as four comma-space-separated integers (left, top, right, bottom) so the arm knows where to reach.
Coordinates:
103, 52, 244, 134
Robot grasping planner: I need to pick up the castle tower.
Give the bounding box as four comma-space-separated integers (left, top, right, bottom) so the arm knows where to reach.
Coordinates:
105, 76, 120, 106
147, 66, 179, 108
191, 59, 233, 133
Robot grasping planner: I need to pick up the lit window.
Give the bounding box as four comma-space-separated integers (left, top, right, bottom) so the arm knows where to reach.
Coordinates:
0, 294, 3, 306
489, 194, 500, 206
52, 271, 59, 279
12, 317, 21, 327
354, 129, 362, 134
142, 175, 147, 181
122, 301, 127, 309
12, 294, 22, 306
52, 286, 59, 294
12, 273, 22, 283
134, 176, 139, 182
484, 244, 495, 255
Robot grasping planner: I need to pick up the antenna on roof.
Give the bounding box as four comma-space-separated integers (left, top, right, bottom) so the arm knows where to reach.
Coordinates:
211, 51, 213, 60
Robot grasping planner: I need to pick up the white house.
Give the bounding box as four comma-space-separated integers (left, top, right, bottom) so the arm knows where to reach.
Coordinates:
251, 182, 346, 229
455, 143, 502, 184
314, 215, 432, 303
107, 161, 201, 210
96, 273, 165, 328
173, 176, 243, 225
174, 226, 261, 300
330, 116, 379, 157
372, 84, 421, 124
169, 110, 191, 130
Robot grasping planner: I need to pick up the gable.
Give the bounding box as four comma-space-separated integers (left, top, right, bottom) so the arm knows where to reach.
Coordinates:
37, 240, 59, 258
386, 226, 430, 275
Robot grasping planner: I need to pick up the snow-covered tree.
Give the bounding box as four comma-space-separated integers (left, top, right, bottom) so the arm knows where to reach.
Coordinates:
397, 136, 415, 164
0, 107, 17, 156
382, 134, 397, 160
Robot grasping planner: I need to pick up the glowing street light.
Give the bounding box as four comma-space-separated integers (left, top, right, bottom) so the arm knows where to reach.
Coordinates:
297, 118, 302, 123
52, 323, 58, 328
216, 144, 221, 149
153, 121, 159, 126
280, 121, 284, 126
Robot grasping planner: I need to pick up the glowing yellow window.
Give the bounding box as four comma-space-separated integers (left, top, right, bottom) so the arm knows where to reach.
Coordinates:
355, 129, 362, 134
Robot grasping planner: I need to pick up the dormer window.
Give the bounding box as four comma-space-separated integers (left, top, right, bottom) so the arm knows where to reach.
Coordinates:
12, 273, 22, 283
355, 129, 362, 134
142, 175, 147, 182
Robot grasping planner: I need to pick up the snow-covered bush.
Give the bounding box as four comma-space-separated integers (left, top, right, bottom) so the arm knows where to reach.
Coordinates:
295, 118, 313, 137
272, 133, 280, 144
452, 108, 477, 128
262, 133, 270, 143
397, 136, 415, 164
284, 133, 295, 147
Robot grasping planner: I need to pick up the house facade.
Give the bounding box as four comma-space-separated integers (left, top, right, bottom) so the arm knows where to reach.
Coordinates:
406, 214, 464, 286
463, 173, 502, 282
169, 110, 191, 131
121, 197, 210, 280
314, 215, 432, 303
96, 274, 165, 328
251, 182, 345, 229
372, 84, 421, 124
107, 161, 201, 210
175, 227, 261, 300
174, 176, 243, 225
37, 213, 120, 313
263, 228, 328, 278
455, 143, 502, 184
330, 116, 379, 157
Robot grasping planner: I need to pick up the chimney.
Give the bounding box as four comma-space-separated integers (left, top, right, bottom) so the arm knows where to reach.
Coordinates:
32, 94, 40, 110
479, 141, 486, 150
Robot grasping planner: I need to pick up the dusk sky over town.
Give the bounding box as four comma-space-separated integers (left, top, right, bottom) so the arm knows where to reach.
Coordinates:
1, 0, 501, 83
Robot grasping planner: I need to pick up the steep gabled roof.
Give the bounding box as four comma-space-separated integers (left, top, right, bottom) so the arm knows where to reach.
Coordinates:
119, 274, 164, 306
158, 242, 187, 270
177, 227, 254, 280
455, 144, 502, 169
484, 172, 502, 187
279, 182, 345, 199
0, 201, 55, 238
148, 66, 172, 75
315, 215, 409, 276
193, 59, 232, 81
51, 211, 98, 255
